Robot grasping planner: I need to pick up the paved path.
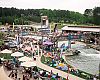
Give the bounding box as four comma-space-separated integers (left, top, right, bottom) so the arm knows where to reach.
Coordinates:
36, 56, 85, 80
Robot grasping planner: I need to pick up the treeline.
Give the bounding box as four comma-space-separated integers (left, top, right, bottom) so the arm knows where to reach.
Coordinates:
0, 7, 100, 25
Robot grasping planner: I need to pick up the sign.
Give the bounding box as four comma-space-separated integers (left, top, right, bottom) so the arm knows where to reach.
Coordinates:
67, 34, 82, 40
67, 33, 83, 49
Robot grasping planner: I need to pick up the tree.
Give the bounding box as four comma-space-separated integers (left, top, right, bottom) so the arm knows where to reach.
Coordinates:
84, 9, 93, 16
84, 9, 93, 24
93, 7, 100, 25
0, 32, 4, 39
0, 7, 98, 25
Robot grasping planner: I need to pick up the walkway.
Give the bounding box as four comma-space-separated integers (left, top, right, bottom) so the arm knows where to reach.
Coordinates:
36, 56, 85, 80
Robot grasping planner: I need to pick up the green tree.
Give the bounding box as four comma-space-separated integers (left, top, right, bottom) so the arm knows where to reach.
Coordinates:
93, 7, 100, 25
0, 32, 4, 39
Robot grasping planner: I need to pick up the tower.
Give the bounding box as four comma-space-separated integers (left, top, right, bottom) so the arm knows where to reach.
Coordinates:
41, 16, 49, 28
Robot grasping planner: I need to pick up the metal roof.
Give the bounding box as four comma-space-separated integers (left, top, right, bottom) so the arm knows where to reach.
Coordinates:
62, 26, 100, 32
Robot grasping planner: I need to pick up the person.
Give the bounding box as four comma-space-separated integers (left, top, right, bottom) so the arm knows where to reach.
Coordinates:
33, 72, 38, 79
48, 72, 52, 80
93, 75, 97, 80
50, 70, 53, 75
15, 70, 18, 79
41, 70, 46, 77
23, 75, 25, 80
11, 73, 15, 79
55, 73, 60, 80
66, 76, 69, 80
8, 70, 14, 77
0, 58, 2, 64
26, 73, 30, 80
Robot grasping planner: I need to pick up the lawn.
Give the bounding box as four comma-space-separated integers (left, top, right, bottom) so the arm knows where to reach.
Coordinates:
0, 53, 12, 59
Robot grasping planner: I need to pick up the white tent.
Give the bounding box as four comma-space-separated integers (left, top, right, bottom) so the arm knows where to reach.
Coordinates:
18, 56, 33, 62
11, 52, 24, 57
20, 61, 36, 67
1, 49, 12, 54
0, 66, 12, 80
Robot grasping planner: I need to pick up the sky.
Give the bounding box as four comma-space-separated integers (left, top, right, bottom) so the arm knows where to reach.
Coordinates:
0, 0, 100, 13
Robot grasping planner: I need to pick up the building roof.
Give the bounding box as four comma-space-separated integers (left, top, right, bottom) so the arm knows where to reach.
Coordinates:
62, 26, 100, 32
68, 25, 100, 28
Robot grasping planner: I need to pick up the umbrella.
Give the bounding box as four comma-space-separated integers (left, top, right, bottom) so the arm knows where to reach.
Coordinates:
11, 52, 24, 57
62, 66, 68, 71
18, 56, 33, 62
43, 41, 53, 45
1, 49, 12, 54
58, 63, 65, 67
20, 61, 36, 67
0, 49, 12, 59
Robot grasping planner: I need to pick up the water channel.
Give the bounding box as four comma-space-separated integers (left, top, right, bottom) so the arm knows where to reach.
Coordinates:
66, 47, 100, 75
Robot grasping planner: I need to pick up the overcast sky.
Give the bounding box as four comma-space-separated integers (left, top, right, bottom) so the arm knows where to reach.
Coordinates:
0, 0, 100, 13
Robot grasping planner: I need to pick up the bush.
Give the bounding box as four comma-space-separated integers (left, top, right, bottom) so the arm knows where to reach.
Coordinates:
0, 40, 4, 46
41, 55, 45, 63
0, 53, 12, 59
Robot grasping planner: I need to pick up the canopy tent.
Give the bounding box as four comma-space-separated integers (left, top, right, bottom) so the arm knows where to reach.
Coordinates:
18, 56, 33, 62
0, 66, 12, 80
1, 49, 12, 54
20, 61, 36, 67
43, 41, 53, 45
0, 49, 12, 59
11, 52, 24, 57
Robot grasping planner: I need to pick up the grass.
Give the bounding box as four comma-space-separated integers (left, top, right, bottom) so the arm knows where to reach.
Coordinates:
0, 53, 12, 59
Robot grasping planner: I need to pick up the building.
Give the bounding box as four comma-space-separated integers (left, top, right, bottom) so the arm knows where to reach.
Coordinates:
39, 16, 50, 34
62, 25, 100, 45
62, 25, 100, 33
